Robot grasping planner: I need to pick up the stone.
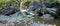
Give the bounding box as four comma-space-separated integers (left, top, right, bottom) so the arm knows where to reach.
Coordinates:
43, 14, 54, 20
0, 6, 19, 16
46, 8, 60, 19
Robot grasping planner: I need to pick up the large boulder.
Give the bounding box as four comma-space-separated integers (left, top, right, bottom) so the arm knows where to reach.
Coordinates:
28, 1, 43, 16
0, 6, 19, 16
45, 8, 60, 19
28, 1, 60, 19
43, 14, 54, 20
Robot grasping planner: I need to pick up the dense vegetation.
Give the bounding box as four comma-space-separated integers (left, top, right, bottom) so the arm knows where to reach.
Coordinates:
0, 0, 60, 11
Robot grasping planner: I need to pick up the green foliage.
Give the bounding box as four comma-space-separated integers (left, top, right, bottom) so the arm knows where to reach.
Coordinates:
0, 0, 60, 12
58, 0, 60, 3
0, 0, 12, 11
0, 0, 20, 11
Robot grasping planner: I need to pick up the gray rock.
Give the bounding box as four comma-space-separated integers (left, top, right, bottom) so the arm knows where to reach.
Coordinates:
46, 8, 60, 19
28, 1, 41, 11
46, 8, 57, 14
0, 6, 19, 16
28, 1, 44, 16
43, 14, 54, 20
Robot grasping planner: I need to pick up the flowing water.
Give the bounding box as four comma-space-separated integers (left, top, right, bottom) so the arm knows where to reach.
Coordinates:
0, 12, 60, 26
0, 1, 60, 26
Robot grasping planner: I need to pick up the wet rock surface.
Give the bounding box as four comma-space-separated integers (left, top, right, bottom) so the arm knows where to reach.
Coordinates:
0, 6, 19, 16
0, 12, 57, 26
0, 1, 60, 26
43, 14, 54, 20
